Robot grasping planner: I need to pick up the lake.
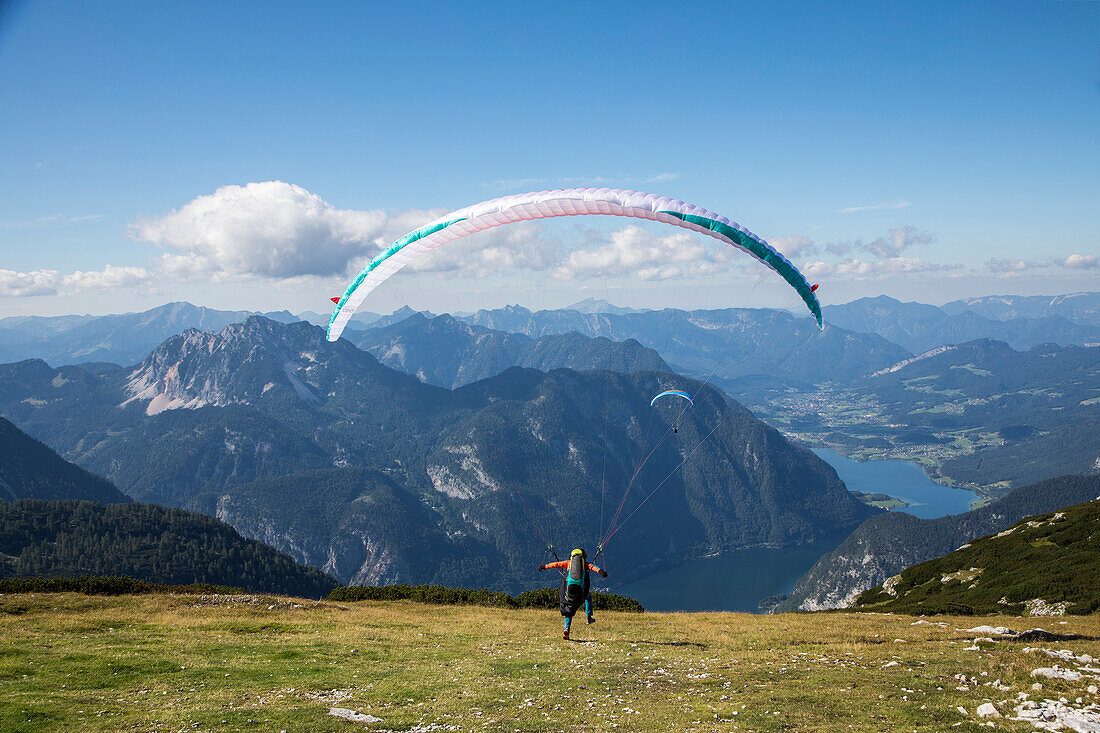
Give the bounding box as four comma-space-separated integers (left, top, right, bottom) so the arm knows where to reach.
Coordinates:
617, 449, 980, 612
616, 542, 835, 613
810, 447, 979, 520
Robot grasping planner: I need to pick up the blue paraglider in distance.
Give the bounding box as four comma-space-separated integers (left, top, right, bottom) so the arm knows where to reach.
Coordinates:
650, 390, 694, 407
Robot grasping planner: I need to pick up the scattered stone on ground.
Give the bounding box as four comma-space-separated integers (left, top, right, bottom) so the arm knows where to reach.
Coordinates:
976, 702, 1000, 718
328, 707, 383, 723
1026, 648, 1098, 666
1032, 667, 1084, 682
187, 594, 304, 609
958, 626, 1089, 642
966, 625, 1018, 636
1026, 599, 1072, 617
1011, 699, 1100, 732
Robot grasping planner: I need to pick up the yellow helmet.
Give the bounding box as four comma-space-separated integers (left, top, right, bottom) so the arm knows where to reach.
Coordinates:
571, 548, 586, 558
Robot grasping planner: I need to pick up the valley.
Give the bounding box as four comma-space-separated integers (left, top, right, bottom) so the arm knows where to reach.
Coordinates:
2, 294, 1098, 615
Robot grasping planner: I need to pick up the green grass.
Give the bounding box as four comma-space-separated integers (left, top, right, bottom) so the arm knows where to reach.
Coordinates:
1, 592, 1098, 731
950, 365, 993, 377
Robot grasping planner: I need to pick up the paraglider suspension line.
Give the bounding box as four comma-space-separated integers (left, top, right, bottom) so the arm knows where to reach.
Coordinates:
601, 420, 723, 550
603, 363, 721, 543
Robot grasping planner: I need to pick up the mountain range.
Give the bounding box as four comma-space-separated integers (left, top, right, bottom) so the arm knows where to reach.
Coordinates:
826, 295, 1100, 354
459, 305, 911, 383
861, 338, 1100, 432
0, 316, 876, 590
856, 339, 1100, 491
346, 312, 670, 388
0, 302, 299, 367
3, 293, 1096, 377
941, 292, 1100, 324
3, 293, 1098, 600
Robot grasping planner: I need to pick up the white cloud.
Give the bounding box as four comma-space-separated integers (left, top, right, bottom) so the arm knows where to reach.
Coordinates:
767, 234, 818, 257
408, 222, 558, 276
985, 254, 1098, 274
1061, 253, 1099, 269
985, 258, 1048, 274
0, 270, 61, 297
126, 181, 586, 285
553, 224, 724, 281
838, 200, 912, 214
129, 181, 435, 280
827, 226, 933, 258
803, 257, 961, 280
0, 265, 150, 297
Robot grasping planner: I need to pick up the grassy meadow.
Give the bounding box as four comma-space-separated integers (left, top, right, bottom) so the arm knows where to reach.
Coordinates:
1, 592, 1098, 732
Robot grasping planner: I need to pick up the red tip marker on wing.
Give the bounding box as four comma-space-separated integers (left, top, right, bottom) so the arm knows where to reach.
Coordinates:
330, 297, 341, 303
810, 284, 819, 293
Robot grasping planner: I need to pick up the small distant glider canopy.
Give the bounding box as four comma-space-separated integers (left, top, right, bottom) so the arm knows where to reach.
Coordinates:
650, 390, 694, 407
328, 188, 824, 342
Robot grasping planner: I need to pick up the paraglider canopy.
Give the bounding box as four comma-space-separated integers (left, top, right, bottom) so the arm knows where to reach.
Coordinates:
327, 188, 824, 342
650, 389, 694, 407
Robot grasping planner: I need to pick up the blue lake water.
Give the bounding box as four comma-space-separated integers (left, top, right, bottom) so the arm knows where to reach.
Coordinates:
617, 449, 979, 612
810, 447, 979, 520
616, 543, 834, 613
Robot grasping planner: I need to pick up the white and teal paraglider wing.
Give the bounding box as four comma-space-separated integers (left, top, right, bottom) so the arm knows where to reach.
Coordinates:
328, 188, 823, 342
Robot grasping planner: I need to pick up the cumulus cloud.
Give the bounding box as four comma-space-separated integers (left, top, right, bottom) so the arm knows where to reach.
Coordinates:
129, 181, 436, 281
985, 258, 1047, 274
408, 222, 558, 276
126, 180, 572, 284
553, 225, 725, 281
826, 226, 933, 258
838, 200, 912, 214
767, 234, 818, 258
984, 254, 1098, 274
1062, 253, 1099, 269
802, 257, 961, 280
0, 265, 150, 297
0, 270, 61, 297
764, 227, 933, 261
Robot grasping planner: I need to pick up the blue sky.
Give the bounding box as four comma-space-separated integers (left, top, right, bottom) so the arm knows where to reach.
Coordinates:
1, 0, 1097, 317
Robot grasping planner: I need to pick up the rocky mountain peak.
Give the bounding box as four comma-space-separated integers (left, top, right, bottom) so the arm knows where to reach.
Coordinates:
121, 316, 352, 415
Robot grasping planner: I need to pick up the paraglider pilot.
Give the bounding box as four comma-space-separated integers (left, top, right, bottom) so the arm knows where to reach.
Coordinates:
538, 548, 607, 640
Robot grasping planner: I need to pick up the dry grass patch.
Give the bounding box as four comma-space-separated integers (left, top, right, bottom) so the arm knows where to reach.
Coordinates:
1, 593, 1098, 731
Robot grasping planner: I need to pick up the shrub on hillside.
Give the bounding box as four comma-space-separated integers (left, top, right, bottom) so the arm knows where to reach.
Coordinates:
0, 575, 244, 596
328, 583, 644, 612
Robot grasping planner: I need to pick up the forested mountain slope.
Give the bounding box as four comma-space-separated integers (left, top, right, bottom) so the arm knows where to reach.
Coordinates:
861, 339, 1100, 432
0, 499, 339, 598
0, 417, 130, 503
775, 475, 1100, 612
853, 497, 1100, 615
